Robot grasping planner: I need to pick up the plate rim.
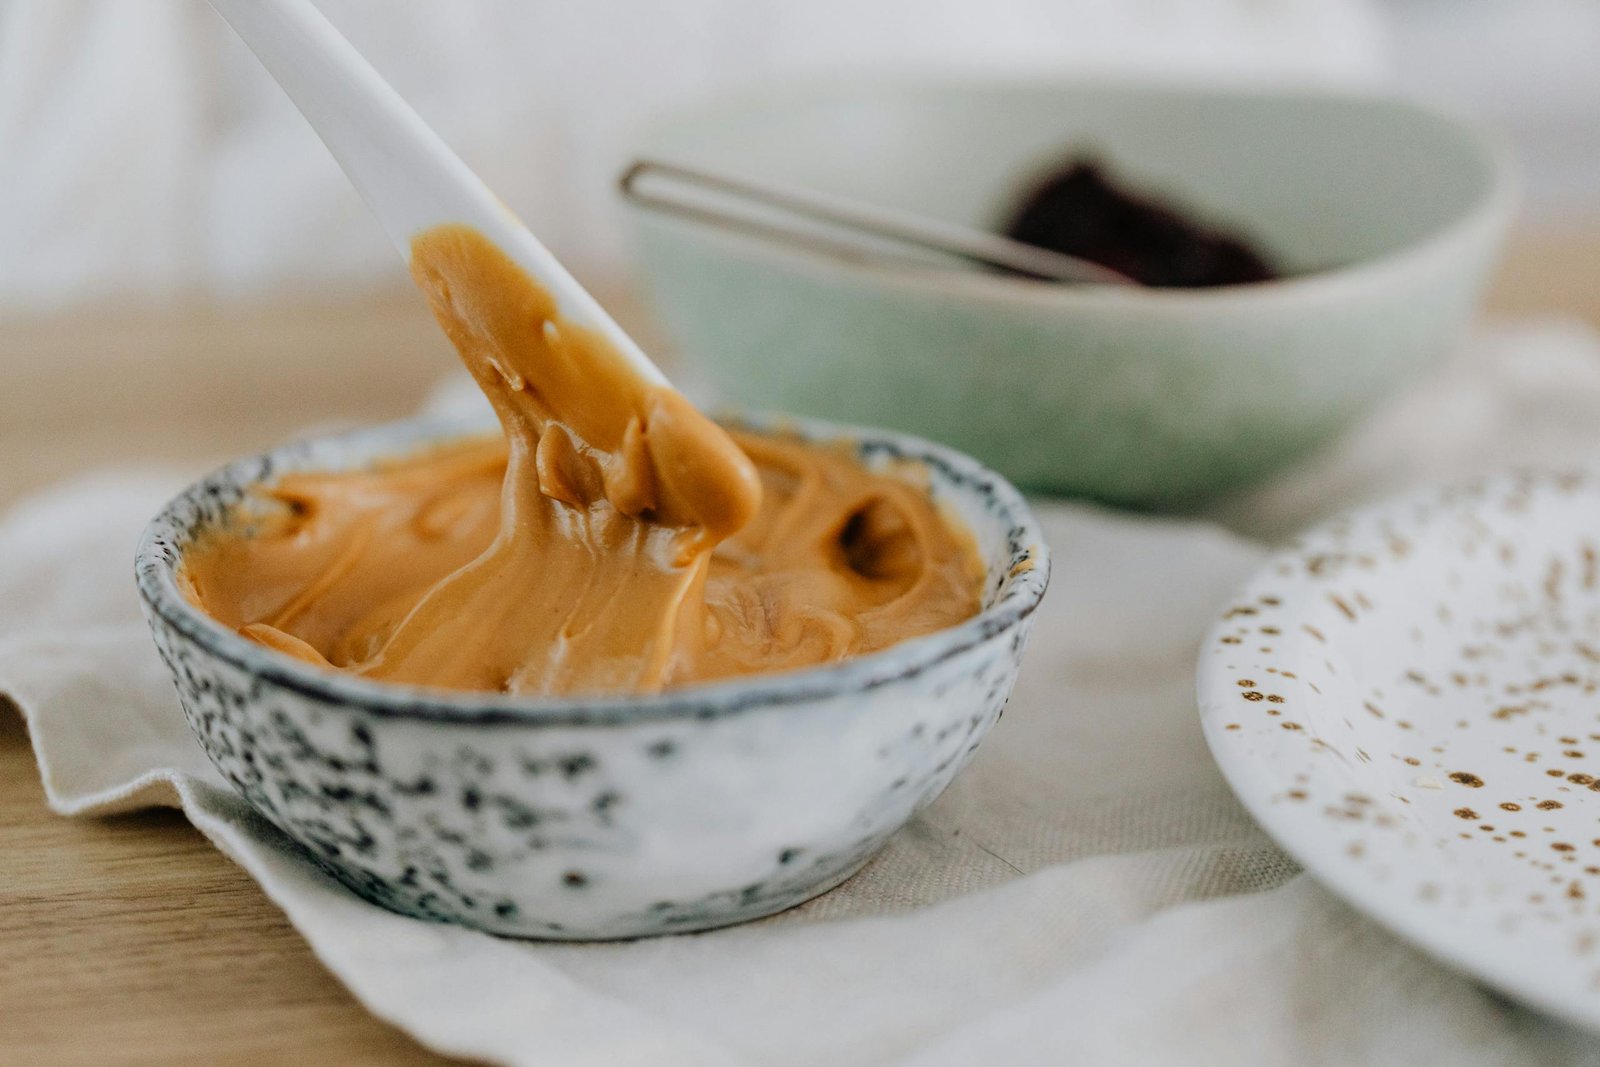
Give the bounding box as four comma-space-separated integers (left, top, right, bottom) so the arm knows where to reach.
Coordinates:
1197, 468, 1600, 1032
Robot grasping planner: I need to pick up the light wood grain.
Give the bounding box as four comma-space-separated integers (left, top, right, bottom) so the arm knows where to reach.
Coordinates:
1484, 226, 1600, 329
0, 709, 462, 1066
0, 231, 1594, 1064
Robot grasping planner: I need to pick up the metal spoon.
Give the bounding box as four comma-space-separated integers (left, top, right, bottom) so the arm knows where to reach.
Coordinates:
620, 158, 1136, 286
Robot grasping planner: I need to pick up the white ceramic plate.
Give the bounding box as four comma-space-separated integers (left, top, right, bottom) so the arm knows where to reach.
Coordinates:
1198, 470, 1600, 1030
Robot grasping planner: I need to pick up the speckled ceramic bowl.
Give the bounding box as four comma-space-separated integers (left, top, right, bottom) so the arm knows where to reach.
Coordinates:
134, 413, 1048, 939
627, 77, 1517, 508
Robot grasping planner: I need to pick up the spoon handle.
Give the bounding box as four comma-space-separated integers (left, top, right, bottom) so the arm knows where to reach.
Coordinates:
208, 0, 667, 385
621, 159, 1135, 286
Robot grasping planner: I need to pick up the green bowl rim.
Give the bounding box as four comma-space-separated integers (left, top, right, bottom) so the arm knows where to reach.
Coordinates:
627, 73, 1520, 310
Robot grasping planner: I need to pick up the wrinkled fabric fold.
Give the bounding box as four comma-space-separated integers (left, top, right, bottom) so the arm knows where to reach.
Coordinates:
10, 321, 1600, 1064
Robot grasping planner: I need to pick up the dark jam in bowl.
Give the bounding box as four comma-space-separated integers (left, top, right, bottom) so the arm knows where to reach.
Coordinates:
1002, 159, 1280, 288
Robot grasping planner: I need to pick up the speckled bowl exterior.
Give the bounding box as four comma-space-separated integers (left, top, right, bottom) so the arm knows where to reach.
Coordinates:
134, 414, 1048, 940
627, 77, 1517, 508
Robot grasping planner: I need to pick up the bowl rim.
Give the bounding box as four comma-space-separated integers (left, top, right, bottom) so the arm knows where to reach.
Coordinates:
628, 72, 1521, 309
134, 412, 1051, 727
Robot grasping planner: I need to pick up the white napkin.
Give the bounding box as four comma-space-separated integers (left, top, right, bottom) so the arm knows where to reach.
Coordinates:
8, 319, 1600, 1066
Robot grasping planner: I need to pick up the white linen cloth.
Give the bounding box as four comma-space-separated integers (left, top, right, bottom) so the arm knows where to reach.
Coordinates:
8, 319, 1600, 1065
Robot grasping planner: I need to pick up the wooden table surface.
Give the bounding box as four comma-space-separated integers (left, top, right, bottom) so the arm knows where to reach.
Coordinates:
1, 233, 1596, 1064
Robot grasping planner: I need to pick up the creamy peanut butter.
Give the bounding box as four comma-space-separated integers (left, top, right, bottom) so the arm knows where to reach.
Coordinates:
182, 225, 982, 696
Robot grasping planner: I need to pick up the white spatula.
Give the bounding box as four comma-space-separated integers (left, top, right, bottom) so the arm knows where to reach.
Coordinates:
207, 0, 669, 387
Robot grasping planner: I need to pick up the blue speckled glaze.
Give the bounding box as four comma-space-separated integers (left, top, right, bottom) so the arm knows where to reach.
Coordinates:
135, 413, 1049, 939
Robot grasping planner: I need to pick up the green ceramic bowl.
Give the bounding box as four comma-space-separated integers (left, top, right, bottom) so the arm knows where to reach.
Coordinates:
625, 77, 1517, 508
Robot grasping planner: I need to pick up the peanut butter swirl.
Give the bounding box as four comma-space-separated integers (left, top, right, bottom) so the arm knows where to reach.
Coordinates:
182, 225, 981, 696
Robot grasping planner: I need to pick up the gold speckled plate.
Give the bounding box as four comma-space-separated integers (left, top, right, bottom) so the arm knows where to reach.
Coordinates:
1199, 470, 1600, 1029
